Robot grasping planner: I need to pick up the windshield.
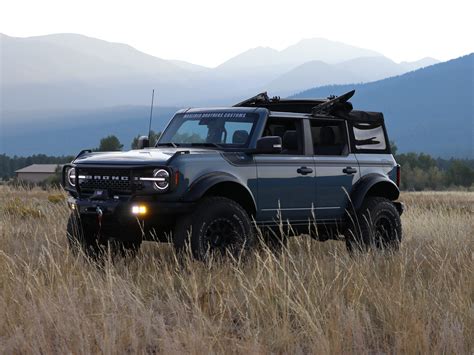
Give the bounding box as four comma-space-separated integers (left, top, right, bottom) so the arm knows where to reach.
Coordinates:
157, 112, 258, 148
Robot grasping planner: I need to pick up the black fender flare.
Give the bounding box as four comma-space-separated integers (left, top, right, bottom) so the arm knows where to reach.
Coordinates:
350, 173, 400, 211
182, 172, 257, 214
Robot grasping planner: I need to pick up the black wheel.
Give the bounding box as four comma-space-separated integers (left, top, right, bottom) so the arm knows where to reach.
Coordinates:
174, 197, 255, 260
66, 213, 141, 259
345, 196, 402, 253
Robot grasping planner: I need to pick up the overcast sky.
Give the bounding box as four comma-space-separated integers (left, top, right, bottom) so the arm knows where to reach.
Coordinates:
1, 0, 473, 67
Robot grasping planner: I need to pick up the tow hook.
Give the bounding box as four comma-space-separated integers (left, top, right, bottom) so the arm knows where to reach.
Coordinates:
96, 206, 103, 229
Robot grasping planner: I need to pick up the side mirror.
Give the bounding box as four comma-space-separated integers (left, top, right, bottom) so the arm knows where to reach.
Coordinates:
137, 136, 150, 149
255, 136, 282, 154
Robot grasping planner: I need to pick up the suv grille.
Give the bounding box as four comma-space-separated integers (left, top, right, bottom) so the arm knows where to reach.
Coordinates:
77, 168, 144, 195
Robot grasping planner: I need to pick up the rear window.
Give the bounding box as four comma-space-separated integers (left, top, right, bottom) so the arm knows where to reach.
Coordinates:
350, 122, 389, 152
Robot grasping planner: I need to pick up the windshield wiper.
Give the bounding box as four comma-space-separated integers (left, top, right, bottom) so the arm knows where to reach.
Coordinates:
155, 142, 178, 148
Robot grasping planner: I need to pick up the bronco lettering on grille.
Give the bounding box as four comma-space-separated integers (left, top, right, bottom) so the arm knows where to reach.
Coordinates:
90, 176, 129, 181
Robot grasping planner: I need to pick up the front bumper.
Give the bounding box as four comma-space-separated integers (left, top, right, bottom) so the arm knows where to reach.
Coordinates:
68, 196, 195, 223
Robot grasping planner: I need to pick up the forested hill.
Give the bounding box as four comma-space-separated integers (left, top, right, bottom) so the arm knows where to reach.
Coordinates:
292, 54, 474, 158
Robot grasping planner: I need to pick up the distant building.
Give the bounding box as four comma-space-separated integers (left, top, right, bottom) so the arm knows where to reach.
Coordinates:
15, 164, 62, 183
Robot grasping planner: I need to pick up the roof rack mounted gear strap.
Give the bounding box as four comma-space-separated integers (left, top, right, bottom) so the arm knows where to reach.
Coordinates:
311, 89, 355, 116
233, 92, 271, 107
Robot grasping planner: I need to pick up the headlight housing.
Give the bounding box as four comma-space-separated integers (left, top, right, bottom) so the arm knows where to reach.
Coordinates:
152, 169, 169, 191
137, 168, 174, 192
67, 167, 76, 187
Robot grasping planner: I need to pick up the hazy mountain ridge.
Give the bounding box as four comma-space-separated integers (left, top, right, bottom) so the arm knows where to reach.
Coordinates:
399, 57, 440, 71
217, 38, 383, 71
1, 33, 440, 111
278, 38, 383, 65
265, 60, 362, 95
2, 33, 188, 84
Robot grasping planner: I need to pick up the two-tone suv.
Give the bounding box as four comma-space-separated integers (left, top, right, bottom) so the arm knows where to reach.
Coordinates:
63, 90, 403, 259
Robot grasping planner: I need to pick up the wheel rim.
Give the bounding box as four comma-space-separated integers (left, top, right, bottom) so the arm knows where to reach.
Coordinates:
203, 218, 241, 253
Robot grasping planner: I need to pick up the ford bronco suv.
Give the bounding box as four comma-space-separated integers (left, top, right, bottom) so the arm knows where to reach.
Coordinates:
63, 90, 403, 259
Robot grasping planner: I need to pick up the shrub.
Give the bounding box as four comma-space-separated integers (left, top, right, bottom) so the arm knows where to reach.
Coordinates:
47, 194, 65, 204
2, 198, 43, 218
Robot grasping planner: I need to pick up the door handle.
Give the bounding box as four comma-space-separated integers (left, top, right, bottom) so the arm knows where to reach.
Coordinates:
297, 166, 313, 175
343, 167, 357, 174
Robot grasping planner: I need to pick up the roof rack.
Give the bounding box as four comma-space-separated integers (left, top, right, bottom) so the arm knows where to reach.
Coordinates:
234, 90, 385, 124
233, 90, 355, 115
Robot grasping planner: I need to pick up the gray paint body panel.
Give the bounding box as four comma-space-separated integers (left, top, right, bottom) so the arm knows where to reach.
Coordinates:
355, 153, 397, 183
313, 154, 361, 219
255, 155, 315, 221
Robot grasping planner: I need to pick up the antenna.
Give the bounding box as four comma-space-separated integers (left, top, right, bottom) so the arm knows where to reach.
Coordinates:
148, 89, 155, 141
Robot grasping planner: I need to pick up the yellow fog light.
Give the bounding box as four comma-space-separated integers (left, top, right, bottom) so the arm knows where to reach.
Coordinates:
131, 205, 147, 215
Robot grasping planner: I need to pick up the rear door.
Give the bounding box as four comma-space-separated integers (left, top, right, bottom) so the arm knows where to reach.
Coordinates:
348, 120, 397, 183
255, 117, 316, 224
311, 119, 360, 220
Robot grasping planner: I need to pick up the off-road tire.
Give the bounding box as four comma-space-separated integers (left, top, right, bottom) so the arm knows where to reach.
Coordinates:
66, 213, 141, 259
174, 196, 255, 260
345, 196, 402, 253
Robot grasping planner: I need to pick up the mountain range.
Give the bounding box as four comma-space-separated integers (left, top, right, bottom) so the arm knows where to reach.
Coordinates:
0, 33, 471, 158
1, 33, 438, 111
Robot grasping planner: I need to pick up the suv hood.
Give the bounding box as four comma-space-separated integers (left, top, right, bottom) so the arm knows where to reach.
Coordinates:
73, 148, 218, 166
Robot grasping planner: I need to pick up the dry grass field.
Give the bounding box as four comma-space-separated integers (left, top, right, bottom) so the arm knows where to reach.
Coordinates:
0, 186, 473, 354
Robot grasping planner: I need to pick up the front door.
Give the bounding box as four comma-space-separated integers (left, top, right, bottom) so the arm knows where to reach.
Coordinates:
255, 117, 316, 224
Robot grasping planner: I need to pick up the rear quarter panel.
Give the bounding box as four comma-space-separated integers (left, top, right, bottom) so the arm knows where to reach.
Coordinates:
355, 153, 398, 183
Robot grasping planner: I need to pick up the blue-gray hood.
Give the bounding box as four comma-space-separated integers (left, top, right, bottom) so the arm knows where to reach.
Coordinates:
73, 148, 218, 166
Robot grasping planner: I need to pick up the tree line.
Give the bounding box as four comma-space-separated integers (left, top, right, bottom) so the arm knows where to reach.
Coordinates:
94, 131, 163, 151
390, 142, 473, 190
1, 136, 473, 190
396, 153, 473, 190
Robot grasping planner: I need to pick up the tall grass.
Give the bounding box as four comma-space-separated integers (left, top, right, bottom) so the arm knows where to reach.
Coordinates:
0, 187, 472, 353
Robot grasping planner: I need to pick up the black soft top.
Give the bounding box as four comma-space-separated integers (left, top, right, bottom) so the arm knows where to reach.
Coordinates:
348, 110, 384, 124
234, 90, 384, 125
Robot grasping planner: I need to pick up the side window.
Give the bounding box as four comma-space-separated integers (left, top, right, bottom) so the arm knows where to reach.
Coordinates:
352, 123, 387, 151
263, 118, 303, 155
223, 121, 253, 145
311, 120, 348, 155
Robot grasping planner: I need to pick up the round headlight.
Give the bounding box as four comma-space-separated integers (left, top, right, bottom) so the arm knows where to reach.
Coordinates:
67, 168, 76, 187
153, 169, 169, 190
